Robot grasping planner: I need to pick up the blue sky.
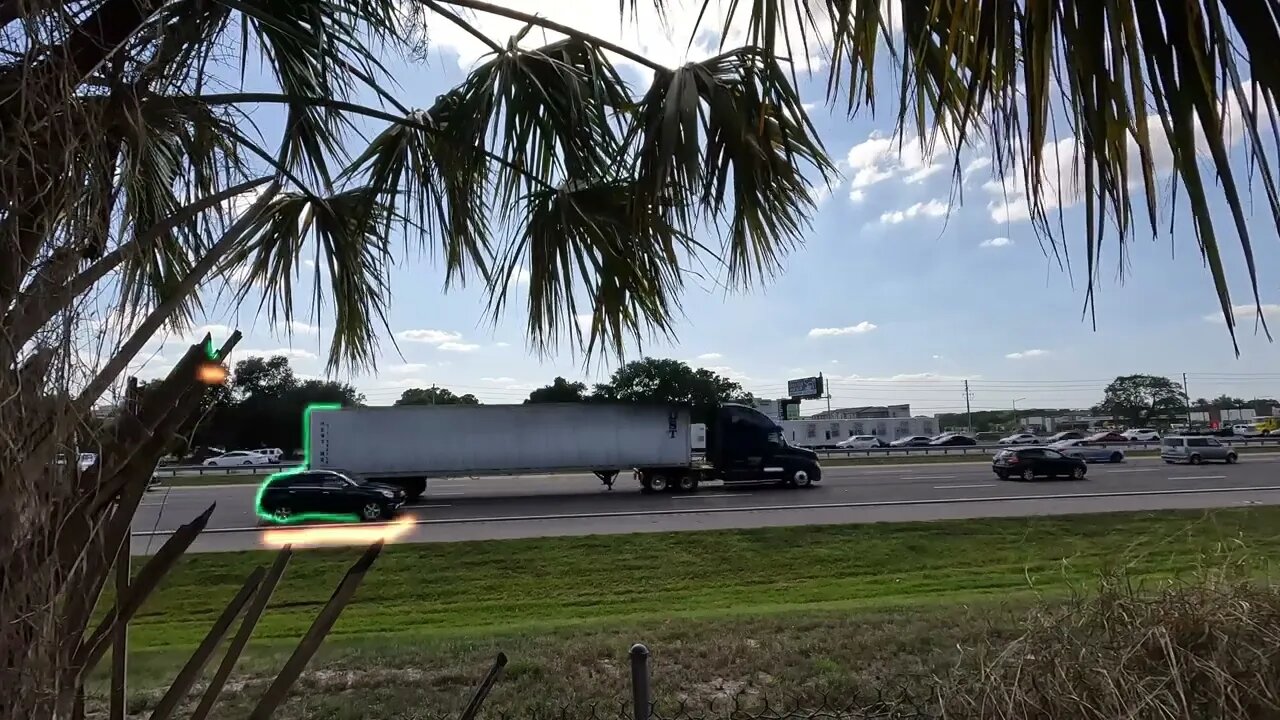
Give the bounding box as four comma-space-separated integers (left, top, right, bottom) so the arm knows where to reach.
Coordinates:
124, 1, 1280, 415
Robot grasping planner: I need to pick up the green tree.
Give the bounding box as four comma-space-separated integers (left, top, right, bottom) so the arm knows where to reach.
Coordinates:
1097, 375, 1188, 427
1211, 394, 1248, 409
526, 377, 590, 404
395, 387, 479, 406
594, 358, 752, 424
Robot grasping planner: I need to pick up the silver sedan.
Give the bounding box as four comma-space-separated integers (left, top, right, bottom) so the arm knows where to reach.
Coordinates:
1049, 440, 1126, 464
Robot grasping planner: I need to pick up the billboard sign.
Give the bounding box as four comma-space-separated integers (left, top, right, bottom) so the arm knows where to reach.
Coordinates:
787, 375, 824, 400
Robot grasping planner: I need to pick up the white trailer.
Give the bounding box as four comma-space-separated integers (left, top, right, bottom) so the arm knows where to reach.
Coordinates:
308, 403, 693, 496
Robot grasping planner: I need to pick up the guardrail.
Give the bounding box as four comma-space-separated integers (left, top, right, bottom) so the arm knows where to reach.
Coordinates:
153, 437, 1280, 476
809, 436, 1280, 459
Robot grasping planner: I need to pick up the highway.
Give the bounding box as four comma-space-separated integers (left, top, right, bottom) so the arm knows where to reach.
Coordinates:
130, 454, 1280, 554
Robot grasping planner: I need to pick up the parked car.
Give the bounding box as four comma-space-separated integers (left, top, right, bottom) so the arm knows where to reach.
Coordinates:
992, 447, 1088, 480
836, 435, 886, 449
204, 450, 274, 467
1231, 424, 1263, 438
254, 447, 285, 463
258, 469, 406, 522
929, 433, 977, 447
1044, 430, 1086, 443
1160, 436, 1238, 465
1084, 431, 1128, 444
1050, 439, 1126, 463
889, 435, 933, 447
1123, 428, 1160, 442
997, 433, 1040, 445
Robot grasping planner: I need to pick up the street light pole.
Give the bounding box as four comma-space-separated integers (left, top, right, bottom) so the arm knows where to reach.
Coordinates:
1012, 397, 1026, 431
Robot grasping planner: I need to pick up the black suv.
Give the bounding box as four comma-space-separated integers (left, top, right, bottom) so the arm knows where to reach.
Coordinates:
259, 470, 405, 523
992, 447, 1088, 481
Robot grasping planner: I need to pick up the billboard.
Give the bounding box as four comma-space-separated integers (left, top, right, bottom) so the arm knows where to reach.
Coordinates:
787, 375, 824, 400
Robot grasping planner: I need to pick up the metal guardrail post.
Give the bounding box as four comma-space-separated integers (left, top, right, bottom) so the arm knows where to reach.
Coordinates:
630, 643, 650, 720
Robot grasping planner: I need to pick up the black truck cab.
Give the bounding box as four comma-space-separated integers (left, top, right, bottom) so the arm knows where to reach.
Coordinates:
635, 403, 822, 493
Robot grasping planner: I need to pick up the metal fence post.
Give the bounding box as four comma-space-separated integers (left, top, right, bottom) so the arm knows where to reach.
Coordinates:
630, 643, 650, 720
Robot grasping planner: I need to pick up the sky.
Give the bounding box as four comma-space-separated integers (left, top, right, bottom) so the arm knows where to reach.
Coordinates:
121, 0, 1280, 416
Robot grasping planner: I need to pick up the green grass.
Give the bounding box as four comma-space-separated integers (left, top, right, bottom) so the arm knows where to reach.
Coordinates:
127, 507, 1280, 651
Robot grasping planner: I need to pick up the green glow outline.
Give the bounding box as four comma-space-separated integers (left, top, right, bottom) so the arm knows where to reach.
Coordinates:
255, 402, 365, 524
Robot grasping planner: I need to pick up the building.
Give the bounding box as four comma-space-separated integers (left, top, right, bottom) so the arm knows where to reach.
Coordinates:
808, 404, 911, 420
779, 416, 938, 447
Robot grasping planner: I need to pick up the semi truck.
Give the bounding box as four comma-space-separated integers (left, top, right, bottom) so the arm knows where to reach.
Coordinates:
307, 402, 822, 500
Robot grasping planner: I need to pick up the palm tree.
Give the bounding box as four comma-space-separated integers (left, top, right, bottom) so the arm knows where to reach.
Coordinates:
1, 0, 1276, 715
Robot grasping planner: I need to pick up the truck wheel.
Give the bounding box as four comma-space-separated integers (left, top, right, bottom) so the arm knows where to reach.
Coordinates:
677, 474, 698, 492
406, 478, 426, 501
789, 468, 813, 488
647, 474, 670, 492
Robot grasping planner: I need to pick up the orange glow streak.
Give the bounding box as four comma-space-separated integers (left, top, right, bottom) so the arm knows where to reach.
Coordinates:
259, 515, 416, 548
196, 361, 229, 385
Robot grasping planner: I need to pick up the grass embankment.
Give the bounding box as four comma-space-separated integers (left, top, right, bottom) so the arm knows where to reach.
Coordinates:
98, 508, 1280, 718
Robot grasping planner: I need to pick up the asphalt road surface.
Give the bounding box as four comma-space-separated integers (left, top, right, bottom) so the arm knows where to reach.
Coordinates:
130, 454, 1280, 554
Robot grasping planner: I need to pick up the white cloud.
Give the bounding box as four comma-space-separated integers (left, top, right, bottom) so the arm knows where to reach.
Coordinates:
809, 182, 834, 205
575, 313, 594, 333
236, 347, 317, 361
845, 131, 952, 193
808, 322, 877, 338
481, 376, 517, 383
438, 341, 481, 353
187, 324, 233, 342
278, 320, 319, 335
397, 329, 464, 344
963, 157, 992, 178
696, 352, 723, 360
706, 365, 751, 381
878, 199, 948, 225
932, 354, 943, 360
514, 268, 530, 284
1005, 349, 1049, 360
421, 0, 834, 77
1202, 304, 1280, 324
494, 341, 512, 348
980, 236, 1012, 248
848, 188, 866, 203
387, 363, 432, 374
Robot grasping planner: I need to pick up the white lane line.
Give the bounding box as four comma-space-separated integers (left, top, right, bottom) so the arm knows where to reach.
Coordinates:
430, 482, 469, 488
933, 483, 996, 489
1175, 475, 1227, 481
429, 491, 466, 496
899, 475, 958, 480
671, 493, 751, 500
132, 484, 1280, 536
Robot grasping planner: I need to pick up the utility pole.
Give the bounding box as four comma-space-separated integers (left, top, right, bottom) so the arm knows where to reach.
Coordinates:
964, 380, 973, 433
1182, 372, 1192, 426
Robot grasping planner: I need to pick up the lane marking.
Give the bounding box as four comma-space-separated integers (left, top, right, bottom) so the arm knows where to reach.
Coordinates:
671, 493, 751, 500
429, 491, 466, 496
1175, 475, 1227, 481
430, 482, 469, 488
131, 484, 1280, 536
933, 483, 996, 489
899, 475, 957, 480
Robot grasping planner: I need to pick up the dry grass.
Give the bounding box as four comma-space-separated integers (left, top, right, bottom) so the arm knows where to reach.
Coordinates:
939, 553, 1280, 719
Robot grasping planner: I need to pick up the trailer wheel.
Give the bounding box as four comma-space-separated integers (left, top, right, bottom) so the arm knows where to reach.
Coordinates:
790, 468, 813, 488
647, 474, 670, 492
677, 474, 699, 492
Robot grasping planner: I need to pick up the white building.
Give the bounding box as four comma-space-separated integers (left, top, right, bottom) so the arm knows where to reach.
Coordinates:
779, 416, 939, 448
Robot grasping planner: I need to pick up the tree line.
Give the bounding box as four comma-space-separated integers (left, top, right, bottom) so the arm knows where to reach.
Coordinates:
940, 374, 1277, 433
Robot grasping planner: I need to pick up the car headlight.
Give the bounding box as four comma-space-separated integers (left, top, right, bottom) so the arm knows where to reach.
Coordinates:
380, 490, 395, 498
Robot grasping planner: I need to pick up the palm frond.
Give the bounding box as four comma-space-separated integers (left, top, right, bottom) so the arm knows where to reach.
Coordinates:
636, 46, 835, 285
223, 187, 395, 372
501, 178, 693, 359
